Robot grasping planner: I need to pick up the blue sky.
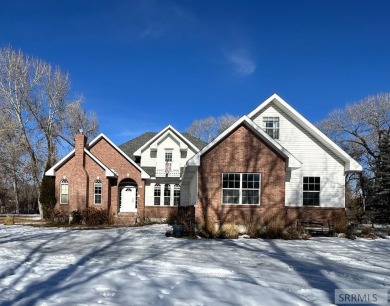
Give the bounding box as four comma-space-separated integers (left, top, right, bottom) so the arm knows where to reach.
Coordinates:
1, 0, 389, 145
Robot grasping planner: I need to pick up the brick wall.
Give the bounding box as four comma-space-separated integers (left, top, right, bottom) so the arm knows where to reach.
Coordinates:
143, 206, 178, 219
54, 135, 144, 216
286, 207, 345, 225
89, 138, 144, 214
195, 124, 287, 226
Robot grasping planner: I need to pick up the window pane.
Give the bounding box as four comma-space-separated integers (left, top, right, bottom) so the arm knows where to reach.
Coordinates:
263, 117, 279, 139
154, 184, 161, 206
222, 189, 239, 204
60, 180, 69, 204
303, 192, 320, 206
165, 152, 172, 162
164, 185, 171, 206
223, 173, 260, 205
94, 180, 102, 204
60, 194, 68, 204
242, 190, 259, 204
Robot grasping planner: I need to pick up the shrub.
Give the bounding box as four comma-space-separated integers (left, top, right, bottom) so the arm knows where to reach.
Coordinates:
218, 224, 240, 239
137, 216, 154, 226
282, 226, 310, 240
166, 209, 195, 237
332, 214, 348, 234
49, 209, 69, 224
83, 207, 110, 226
359, 226, 377, 239
257, 210, 285, 239
245, 220, 260, 238
4, 215, 15, 225
70, 210, 84, 225
195, 221, 216, 238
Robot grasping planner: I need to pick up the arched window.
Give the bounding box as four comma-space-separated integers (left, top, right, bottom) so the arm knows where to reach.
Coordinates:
164, 184, 171, 206
174, 184, 180, 206
154, 184, 161, 206
94, 180, 102, 204
60, 179, 69, 204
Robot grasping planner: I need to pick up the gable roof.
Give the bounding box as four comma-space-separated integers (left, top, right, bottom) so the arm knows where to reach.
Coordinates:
248, 93, 362, 172
120, 131, 207, 162
132, 125, 203, 156
181, 133, 208, 150
187, 115, 301, 169
120, 132, 157, 161
45, 147, 117, 178
45, 133, 150, 179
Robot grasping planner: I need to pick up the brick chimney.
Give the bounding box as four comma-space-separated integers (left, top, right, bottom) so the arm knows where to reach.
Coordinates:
74, 130, 87, 167
70, 129, 89, 212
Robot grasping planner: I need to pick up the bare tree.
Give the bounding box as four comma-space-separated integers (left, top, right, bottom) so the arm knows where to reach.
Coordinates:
0, 46, 99, 217
187, 114, 239, 143
318, 93, 390, 212
60, 100, 99, 147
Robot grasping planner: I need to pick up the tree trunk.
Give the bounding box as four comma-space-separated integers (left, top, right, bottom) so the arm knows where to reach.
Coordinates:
11, 165, 20, 213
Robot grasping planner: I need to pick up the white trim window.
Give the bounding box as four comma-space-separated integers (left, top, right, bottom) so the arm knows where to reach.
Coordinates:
94, 180, 102, 204
165, 151, 173, 162
154, 184, 161, 206
263, 117, 279, 139
164, 184, 171, 206
303, 177, 320, 206
173, 184, 180, 206
60, 179, 69, 204
222, 173, 260, 205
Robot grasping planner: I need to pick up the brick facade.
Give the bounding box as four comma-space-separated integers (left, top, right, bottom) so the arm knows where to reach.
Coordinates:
89, 138, 144, 215
51, 127, 347, 227
286, 207, 345, 226
195, 124, 287, 226
54, 133, 144, 224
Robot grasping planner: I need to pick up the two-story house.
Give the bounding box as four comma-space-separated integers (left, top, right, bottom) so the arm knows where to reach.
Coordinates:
120, 125, 206, 220
45, 125, 205, 224
46, 94, 362, 227
181, 94, 362, 227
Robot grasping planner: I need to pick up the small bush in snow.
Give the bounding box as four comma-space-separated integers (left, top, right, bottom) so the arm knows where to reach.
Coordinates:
70, 210, 84, 225
4, 215, 15, 225
218, 224, 240, 239
83, 207, 110, 226
332, 214, 348, 234
49, 209, 69, 224
166, 209, 195, 237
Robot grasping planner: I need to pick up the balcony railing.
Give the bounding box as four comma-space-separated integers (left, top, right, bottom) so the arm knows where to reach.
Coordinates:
155, 162, 180, 177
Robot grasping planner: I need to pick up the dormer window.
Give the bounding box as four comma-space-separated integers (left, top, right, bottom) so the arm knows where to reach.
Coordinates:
165, 151, 173, 162
263, 117, 279, 139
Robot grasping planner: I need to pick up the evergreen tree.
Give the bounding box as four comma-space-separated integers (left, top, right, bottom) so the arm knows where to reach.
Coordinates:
39, 163, 56, 219
372, 132, 390, 213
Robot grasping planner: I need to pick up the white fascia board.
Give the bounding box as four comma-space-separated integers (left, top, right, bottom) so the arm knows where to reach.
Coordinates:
187, 115, 301, 169
134, 125, 200, 156
89, 133, 150, 179
45, 150, 75, 176
248, 94, 362, 172
84, 149, 117, 178
346, 159, 363, 172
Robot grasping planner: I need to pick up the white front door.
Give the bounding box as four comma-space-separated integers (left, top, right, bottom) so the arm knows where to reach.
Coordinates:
120, 186, 137, 212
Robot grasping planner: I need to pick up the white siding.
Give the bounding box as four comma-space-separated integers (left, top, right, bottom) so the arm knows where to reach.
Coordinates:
140, 133, 197, 170
180, 183, 189, 206
144, 182, 154, 206
189, 171, 198, 206
252, 103, 345, 208
141, 130, 199, 207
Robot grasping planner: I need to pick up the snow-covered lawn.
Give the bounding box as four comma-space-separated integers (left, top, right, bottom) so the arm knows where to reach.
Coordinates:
0, 224, 389, 306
